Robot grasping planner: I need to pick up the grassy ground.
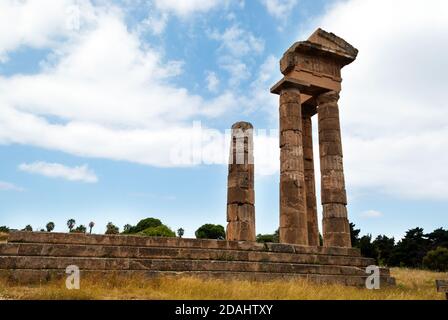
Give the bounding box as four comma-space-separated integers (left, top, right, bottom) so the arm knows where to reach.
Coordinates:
0, 233, 8, 243
0, 268, 446, 300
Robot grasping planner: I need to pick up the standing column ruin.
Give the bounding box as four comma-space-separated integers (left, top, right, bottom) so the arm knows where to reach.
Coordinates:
271, 28, 358, 247
317, 91, 351, 247
278, 88, 308, 245
302, 105, 320, 246
226, 121, 256, 242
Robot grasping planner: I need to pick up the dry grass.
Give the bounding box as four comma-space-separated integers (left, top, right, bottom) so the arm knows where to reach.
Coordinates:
0, 233, 8, 243
0, 268, 446, 300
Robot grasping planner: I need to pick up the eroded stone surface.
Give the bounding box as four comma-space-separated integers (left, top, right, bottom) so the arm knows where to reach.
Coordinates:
226, 122, 255, 241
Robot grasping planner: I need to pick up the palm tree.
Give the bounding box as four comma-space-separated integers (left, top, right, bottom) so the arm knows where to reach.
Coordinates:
88, 221, 95, 234
46, 222, 55, 232
67, 219, 76, 232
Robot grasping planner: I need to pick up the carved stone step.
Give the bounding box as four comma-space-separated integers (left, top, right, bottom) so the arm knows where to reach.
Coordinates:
0, 256, 374, 276
8, 232, 361, 257
0, 243, 374, 267
0, 269, 395, 287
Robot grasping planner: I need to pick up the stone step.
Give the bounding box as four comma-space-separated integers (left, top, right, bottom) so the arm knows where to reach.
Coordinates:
0, 269, 396, 287
0, 243, 375, 267
0, 256, 377, 276
8, 232, 361, 257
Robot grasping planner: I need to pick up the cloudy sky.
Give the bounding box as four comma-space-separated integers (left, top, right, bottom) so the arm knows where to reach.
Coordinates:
0, 0, 447, 239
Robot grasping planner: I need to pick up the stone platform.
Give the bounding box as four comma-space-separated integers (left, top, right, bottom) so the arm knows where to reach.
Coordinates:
0, 232, 395, 286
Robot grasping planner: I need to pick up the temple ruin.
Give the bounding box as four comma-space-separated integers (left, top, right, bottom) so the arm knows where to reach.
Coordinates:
0, 29, 395, 287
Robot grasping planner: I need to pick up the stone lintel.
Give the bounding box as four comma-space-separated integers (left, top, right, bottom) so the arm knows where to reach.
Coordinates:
271, 77, 329, 97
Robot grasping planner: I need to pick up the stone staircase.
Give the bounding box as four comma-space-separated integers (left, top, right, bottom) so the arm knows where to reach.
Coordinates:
0, 231, 395, 286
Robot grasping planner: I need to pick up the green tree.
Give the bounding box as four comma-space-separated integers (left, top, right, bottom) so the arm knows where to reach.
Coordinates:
349, 223, 361, 247
67, 219, 76, 232
358, 234, 379, 261
423, 247, 448, 272
389, 227, 429, 268
195, 224, 225, 240
88, 221, 95, 234
177, 228, 185, 238
23, 225, 33, 232
373, 235, 395, 266
426, 228, 448, 250
105, 222, 119, 235
72, 225, 87, 233
123, 218, 162, 234
46, 222, 55, 232
256, 229, 279, 243
123, 224, 132, 233
0, 226, 9, 233
256, 233, 275, 243
140, 225, 176, 237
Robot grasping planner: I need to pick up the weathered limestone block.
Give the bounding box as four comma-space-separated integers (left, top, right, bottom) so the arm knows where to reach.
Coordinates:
317, 91, 351, 248
279, 88, 308, 245
226, 121, 256, 241
302, 114, 320, 246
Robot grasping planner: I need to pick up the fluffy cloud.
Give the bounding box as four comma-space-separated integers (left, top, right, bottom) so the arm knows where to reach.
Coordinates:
0, 2, 240, 169
153, 0, 223, 17
0, 0, 70, 61
0, 181, 24, 192
19, 162, 98, 183
208, 25, 265, 87
260, 0, 298, 19
205, 71, 220, 92
300, 0, 448, 200
360, 210, 383, 219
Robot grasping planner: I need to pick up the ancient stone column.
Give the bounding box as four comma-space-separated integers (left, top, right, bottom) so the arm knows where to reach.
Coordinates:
317, 91, 351, 248
226, 122, 255, 242
279, 88, 308, 245
302, 108, 320, 246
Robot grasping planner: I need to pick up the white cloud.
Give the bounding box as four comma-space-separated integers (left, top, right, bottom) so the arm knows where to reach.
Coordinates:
360, 210, 383, 218
153, 0, 223, 17
0, 0, 96, 62
298, 0, 448, 200
205, 71, 220, 92
0, 2, 239, 170
0, 181, 24, 192
260, 0, 298, 19
18, 162, 98, 183
209, 25, 265, 87
209, 25, 265, 57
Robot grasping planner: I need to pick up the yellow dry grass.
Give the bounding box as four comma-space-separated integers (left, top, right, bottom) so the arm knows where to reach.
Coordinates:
0, 233, 8, 243
0, 268, 446, 300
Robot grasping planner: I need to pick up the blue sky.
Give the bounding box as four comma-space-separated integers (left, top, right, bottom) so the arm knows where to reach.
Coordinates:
0, 0, 447, 239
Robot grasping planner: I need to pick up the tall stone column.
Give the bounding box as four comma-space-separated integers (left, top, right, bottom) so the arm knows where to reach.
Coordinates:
279, 88, 308, 245
226, 122, 255, 242
317, 91, 351, 248
302, 110, 320, 246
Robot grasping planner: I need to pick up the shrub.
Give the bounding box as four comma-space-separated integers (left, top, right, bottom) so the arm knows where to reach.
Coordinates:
123, 218, 162, 234
0, 226, 9, 233
72, 225, 87, 234
105, 222, 119, 235
195, 224, 225, 240
140, 225, 176, 237
423, 247, 448, 272
256, 234, 275, 243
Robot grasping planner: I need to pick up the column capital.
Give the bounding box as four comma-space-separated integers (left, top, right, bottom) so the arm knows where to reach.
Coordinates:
270, 77, 310, 95
316, 90, 340, 104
